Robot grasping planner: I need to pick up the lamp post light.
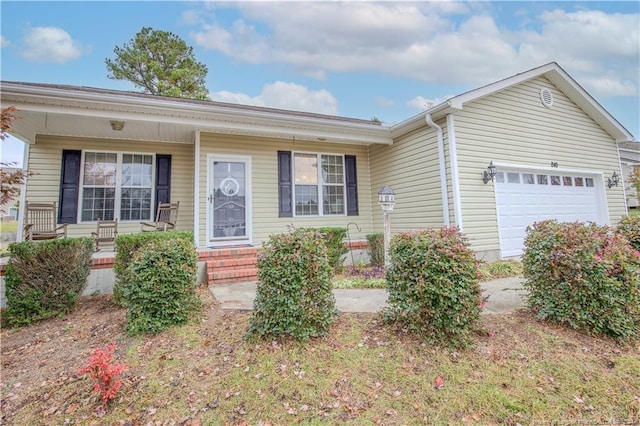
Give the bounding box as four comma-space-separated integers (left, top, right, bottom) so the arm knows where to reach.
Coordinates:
378, 186, 396, 267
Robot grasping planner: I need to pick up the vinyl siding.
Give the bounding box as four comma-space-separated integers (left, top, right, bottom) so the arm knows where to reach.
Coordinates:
369, 126, 445, 234
452, 76, 626, 252
198, 133, 374, 248
24, 135, 194, 238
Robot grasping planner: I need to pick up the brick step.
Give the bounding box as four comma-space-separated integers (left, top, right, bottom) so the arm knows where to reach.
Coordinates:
210, 268, 258, 283
207, 247, 258, 259
207, 257, 257, 269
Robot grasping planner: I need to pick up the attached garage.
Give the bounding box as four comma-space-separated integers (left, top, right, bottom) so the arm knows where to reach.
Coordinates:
494, 166, 609, 257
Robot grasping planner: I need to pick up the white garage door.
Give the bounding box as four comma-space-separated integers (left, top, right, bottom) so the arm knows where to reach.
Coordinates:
495, 169, 607, 257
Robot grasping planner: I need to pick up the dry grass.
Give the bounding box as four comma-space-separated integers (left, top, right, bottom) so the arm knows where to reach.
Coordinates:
1, 289, 639, 425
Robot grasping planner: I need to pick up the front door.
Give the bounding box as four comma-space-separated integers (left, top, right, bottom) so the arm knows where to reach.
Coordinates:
208, 156, 252, 246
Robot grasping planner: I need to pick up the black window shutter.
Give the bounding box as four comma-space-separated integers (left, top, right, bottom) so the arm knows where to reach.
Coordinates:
58, 150, 81, 224
155, 154, 172, 215
278, 151, 293, 217
345, 155, 359, 216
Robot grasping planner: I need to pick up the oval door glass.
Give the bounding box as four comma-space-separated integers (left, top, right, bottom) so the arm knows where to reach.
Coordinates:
213, 161, 246, 238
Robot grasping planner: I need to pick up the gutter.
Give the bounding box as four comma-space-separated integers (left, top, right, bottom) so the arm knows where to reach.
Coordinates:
425, 113, 450, 226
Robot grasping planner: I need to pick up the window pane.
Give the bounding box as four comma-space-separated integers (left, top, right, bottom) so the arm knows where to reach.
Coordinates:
121, 188, 152, 221
563, 176, 573, 186
575, 177, 584, 187
523, 173, 535, 184
81, 188, 115, 221
585, 178, 594, 187
295, 184, 318, 215
323, 186, 345, 215
294, 153, 318, 184
507, 172, 520, 183
550, 175, 561, 186
84, 152, 116, 186
537, 174, 548, 185
119, 154, 153, 221
321, 155, 344, 184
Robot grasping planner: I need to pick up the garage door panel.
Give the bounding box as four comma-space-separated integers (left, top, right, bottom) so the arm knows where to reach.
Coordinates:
495, 169, 605, 257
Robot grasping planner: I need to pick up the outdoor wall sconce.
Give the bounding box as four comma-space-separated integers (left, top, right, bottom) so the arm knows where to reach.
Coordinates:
482, 161, 497, 184
378, 186, 395, 267
110, 120, 125, 131
608, 171, 620, 188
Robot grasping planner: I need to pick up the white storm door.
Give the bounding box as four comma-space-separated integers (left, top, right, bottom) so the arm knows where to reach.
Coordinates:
207, 156, 252, 246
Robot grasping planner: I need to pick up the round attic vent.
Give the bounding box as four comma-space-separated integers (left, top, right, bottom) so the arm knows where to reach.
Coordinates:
540, 87, 554, 108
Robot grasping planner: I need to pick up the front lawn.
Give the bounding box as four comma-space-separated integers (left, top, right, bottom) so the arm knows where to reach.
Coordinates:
1, 289, 638, 424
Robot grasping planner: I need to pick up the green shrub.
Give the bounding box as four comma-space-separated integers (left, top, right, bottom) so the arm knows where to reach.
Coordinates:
523, 220, 640, 339
113, 231, 193, 305
616, 214, 640, 251
384, 227, 482, 348
300, 227, 348, 274
120, 237, 200, 335
248, 229, 338, 340
366, 233, 384, 266
3, 238, 94, 327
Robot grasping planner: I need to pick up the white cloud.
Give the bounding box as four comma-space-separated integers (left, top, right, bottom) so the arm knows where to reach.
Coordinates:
212, 81, 338, 115
189, 3, 638, 98
0, 36, 10, 48
19, 27, 86, 63
407, 95, 454, 111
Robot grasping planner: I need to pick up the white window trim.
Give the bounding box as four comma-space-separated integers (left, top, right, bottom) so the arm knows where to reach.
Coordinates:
292, 151, 347, 217
78, 150, 156, 223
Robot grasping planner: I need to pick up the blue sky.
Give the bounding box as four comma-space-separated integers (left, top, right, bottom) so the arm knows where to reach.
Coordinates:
2, 1, 639, 166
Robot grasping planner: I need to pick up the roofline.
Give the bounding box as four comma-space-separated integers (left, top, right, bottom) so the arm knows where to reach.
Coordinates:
0, 81, 393, 145
392, 62, 634, 143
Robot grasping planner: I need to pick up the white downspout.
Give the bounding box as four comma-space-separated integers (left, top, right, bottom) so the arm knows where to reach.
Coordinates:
446, 114, 463, 231
425, 113, 450, 226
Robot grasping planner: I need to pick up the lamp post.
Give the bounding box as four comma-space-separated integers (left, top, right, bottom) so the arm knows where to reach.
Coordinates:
378, 186, 396, 267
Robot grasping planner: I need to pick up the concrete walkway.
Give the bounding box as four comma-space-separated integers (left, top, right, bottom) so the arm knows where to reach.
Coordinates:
210, 276, 528, 314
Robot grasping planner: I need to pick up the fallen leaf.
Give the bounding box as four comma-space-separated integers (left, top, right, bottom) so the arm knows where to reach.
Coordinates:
434, 376, 444, 390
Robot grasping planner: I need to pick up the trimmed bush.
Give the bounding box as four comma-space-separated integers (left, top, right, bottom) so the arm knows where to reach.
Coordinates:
384, 227, 483, 348
366, 233, 384, 267
120, 237, 200, 335
3, 238, 94, 327
616, 214, 640, 251
523, 220, 640, 339
248, 229, 338, 340
113, 231, 193, 305
300, 227, 348, 274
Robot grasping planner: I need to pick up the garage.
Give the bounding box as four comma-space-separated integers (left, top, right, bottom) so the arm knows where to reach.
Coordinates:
494, 168, 608, 257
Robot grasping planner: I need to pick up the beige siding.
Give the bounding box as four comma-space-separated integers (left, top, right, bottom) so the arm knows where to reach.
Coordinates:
369, 126, 446, 234
198, 133, 374, 248
452, 76, 626, 253
25, 135, 194, 239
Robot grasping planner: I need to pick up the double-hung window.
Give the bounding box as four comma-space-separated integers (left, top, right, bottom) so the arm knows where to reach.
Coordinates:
81, 152, 153, 222
293, 152, 345, 216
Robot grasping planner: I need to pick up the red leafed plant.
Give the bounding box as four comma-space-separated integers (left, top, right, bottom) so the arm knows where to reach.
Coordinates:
79, 343, 127, 405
